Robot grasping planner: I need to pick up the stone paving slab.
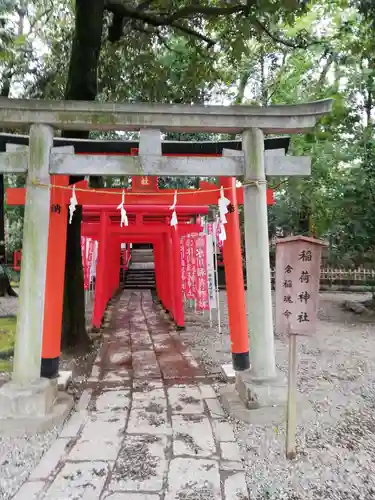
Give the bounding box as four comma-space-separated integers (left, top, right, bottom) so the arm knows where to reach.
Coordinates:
165, 458, 222, 500
80, 417, 125, 441
212, 419, 236, 442
43, 461, 111, 500
172, 415, 216, 458
223, 471, 249, 500
110, 435, 168, 493
168, 386, 205, 415
69, 438, 121, 461
29, 438, 70, 480
12, 480, 45, 500
11, 291, 249, 500
127, 407, 171, 436
94, 389, 131, 412
104, 494, 160, 500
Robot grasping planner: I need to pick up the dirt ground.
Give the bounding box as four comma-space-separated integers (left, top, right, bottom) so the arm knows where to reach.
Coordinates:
182, 291, 375, 500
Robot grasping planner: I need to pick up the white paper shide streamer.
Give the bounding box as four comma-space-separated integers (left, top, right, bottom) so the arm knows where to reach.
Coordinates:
218, 186, 230, 241
170, 190, 178, 229
117, 190, 128, 227
69, 185, 78, 224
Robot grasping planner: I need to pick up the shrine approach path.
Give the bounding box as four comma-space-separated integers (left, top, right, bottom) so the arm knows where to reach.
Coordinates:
13, 290, 247, 500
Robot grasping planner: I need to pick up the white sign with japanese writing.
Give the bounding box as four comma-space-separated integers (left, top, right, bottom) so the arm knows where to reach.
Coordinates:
275, 236, 326, 335
206, 234, 217, 310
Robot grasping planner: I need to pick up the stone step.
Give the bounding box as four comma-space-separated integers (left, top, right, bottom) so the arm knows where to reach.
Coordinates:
129, 262, 155, 269
123, 286, 155, 290
123, 267, 156, 290
125, 272, 155, 275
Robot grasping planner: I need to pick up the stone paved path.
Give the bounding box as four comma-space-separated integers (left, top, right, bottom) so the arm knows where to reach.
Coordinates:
13, 291, 248, 500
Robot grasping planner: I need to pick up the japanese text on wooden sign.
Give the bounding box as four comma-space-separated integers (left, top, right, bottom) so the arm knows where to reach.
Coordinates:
275, 236, 325, 335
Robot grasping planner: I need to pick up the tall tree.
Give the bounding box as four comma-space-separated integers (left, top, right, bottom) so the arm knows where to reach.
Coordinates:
59, 0, 312, 347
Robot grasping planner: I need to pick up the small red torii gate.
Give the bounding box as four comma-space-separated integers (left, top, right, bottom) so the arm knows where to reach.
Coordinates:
80, 205, 207, 330
6, 164, 274, 379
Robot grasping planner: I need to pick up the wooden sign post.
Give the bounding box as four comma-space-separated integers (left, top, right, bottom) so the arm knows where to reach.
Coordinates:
275, 235, 327, 459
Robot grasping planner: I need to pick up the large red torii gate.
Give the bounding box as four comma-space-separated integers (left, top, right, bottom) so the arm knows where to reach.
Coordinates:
5, 142, 276, 379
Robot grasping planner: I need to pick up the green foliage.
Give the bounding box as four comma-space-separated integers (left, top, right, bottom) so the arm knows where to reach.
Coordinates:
5, 0, 375, 269
0, 315, 16, 372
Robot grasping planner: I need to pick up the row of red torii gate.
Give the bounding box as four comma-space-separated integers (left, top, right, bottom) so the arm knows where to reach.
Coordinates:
4, 132, 285, 378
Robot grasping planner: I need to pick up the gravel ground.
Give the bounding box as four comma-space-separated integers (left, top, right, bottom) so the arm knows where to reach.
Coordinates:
2, 291, 375, 499
0, 296, 18, 317
0, 294, 97, 500
182, 291, 375, 500
0, 425, 63, 500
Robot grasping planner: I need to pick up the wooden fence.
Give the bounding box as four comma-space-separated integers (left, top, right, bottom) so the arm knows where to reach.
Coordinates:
271, 267, 375, 289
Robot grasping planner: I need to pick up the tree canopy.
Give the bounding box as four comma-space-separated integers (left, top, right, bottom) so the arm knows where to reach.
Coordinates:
2, 0, 375, 344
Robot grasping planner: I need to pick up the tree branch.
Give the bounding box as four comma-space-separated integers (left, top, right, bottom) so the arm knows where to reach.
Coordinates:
105, 0, 251, 26
136, 0, 156, 10
154, 2, 254, 23
106, 0, 216, 45
156, 32, 183, 54
170, 22, 215, 46
252, 19, 306, 49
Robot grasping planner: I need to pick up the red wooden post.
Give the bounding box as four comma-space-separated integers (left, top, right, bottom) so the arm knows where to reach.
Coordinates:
109, 236, 116, 297
163, 231, 174, 317
13, 250, 22, 271
108, 237, 117, 299
219, 176, 250, 371
171, 226, 184, 328
41, 175, 69, 378
156, 237, 166, 309
112, 239, 121, 294
153, 239, 162, 303
158, 239, 167, 309
93, 211, 109, 328
107, 236, 115, 298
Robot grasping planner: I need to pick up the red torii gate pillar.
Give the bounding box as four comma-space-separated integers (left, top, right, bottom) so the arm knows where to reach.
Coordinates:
220, 176, 249, 370
92, 211, 109, 329
171, 226, 184, 328
41, 175, 70, 378
153, 239, 165, 307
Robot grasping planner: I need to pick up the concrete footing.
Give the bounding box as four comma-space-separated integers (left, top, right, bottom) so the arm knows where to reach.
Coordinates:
235, 370, 287, 409
220, 370, 313, 425
220, 384, 285, 425
0, 378, 73, 436
219, 369, 287, 425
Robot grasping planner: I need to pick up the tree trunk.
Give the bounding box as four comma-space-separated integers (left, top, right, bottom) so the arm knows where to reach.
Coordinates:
61, 0, 105, 349
0, 73, 18, 297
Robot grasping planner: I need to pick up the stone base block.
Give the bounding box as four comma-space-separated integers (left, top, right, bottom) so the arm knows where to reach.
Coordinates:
58, 370, 72, 391
235, 370, 287, 409
220, 382, 313, 426
221, 364, 235, 383
220, 385, 285, 425
0, 378, 74, 436
0, 378, 58, 418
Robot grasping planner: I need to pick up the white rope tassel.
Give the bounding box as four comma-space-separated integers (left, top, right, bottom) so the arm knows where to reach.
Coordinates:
218, 185, 230, 241
69, 185, 78, 224
218, 186, 230, 224
170, 190, 178, 229
219, 222, 227, 242
117, 190, 128, 227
